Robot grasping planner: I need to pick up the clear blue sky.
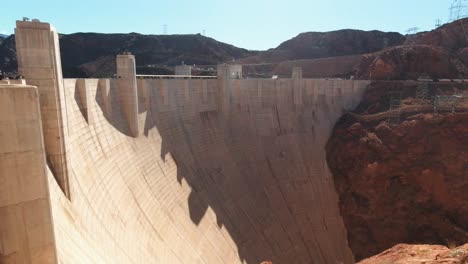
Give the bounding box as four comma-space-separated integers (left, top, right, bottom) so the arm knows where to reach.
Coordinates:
0, 0, 453, 50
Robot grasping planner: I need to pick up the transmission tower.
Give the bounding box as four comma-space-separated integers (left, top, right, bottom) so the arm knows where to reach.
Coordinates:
449, 0, 468, 22
416, 83, 430, 101
163, 24, 168, 34
387, 84, 403, 126
435, 18, 442, 28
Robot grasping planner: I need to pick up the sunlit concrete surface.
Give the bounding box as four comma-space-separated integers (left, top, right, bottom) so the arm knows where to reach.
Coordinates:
0, 20, 371, 264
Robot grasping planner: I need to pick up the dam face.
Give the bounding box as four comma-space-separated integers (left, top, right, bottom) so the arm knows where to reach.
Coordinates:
0, 20, 370, 264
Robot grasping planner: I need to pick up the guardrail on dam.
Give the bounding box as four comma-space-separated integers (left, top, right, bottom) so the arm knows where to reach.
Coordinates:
0, 20, 371, 263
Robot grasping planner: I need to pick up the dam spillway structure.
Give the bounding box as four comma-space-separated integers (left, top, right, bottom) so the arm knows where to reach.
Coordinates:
0, 20, 372, 264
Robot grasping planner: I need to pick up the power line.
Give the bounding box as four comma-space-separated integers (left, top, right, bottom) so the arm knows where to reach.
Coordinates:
449, 0, 468, 22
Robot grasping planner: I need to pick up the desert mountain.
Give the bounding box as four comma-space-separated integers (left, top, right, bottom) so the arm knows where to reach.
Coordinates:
2, 18, 468, 79
0, 34, 7, 45
240, 30, 405, 64
0, 33, 256, 77
243, 18, 468, 80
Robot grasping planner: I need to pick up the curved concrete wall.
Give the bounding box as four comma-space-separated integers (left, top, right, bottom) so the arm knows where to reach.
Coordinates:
5, 21, 372, 263
44, 78, 369, 263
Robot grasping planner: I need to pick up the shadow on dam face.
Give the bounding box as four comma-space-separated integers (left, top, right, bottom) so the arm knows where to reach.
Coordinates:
86, 78, 369, 263
6, 19, 370, 263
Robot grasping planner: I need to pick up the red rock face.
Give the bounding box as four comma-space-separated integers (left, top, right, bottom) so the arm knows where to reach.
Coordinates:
326, 84, 468, 261
355, 45, 468, 80
358, 243, 468, 264
404, 18, 468, 52
242, 18, 468, 80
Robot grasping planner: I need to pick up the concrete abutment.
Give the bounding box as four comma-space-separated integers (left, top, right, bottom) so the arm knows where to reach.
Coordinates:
0, 84, 58, 263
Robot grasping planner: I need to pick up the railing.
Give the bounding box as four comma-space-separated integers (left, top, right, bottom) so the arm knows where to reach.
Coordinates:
136, 74, 217, 79
434, 95, 463, 113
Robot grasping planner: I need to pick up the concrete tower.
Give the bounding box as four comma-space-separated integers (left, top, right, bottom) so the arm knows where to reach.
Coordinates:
217, 64, 242, 79
292, 67, 303, 79
15, 20, 70, 197
175, 64, 192, 76
116, 53, 139, 137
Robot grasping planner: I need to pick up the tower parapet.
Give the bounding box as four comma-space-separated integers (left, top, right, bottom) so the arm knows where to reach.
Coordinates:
217, 64, 242, 79
116, 52, 139, 137
15, 20, 70, 197
292, 67, 303, 79
175, 64, 192, 76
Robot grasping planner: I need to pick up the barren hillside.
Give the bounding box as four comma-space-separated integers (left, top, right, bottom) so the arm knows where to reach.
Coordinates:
0, 33, 256, 77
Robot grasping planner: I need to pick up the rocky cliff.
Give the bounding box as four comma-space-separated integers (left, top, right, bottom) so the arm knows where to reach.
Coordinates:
241, 30, 404, 64
0, 36, 16, 74
277, 30, 404, 58
355, 45, 468, 80
243, 18, 468, 80
358, 243, 468, 264
326, 82, 468, 260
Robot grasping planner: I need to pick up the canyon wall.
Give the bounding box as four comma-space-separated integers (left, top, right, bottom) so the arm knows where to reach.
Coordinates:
326, 82, 468, 261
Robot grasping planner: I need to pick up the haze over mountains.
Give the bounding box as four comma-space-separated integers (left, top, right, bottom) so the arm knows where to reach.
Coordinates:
2, 18, 468, 79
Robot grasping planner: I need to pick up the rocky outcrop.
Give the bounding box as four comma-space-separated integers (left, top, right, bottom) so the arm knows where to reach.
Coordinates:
0, 36, 16, 74
242, 18, 468, 80
358, 243, 468, 264
243, 44, 468, 80
326, 83, 468, 261
277, 30, 404, 59
355, 45, 468, 80
404, 18, 468, 52
240, 30, 404, 65
327, 19, 468, 80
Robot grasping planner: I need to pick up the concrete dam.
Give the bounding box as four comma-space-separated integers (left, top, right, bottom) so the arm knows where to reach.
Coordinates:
1, 20, 371, 263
